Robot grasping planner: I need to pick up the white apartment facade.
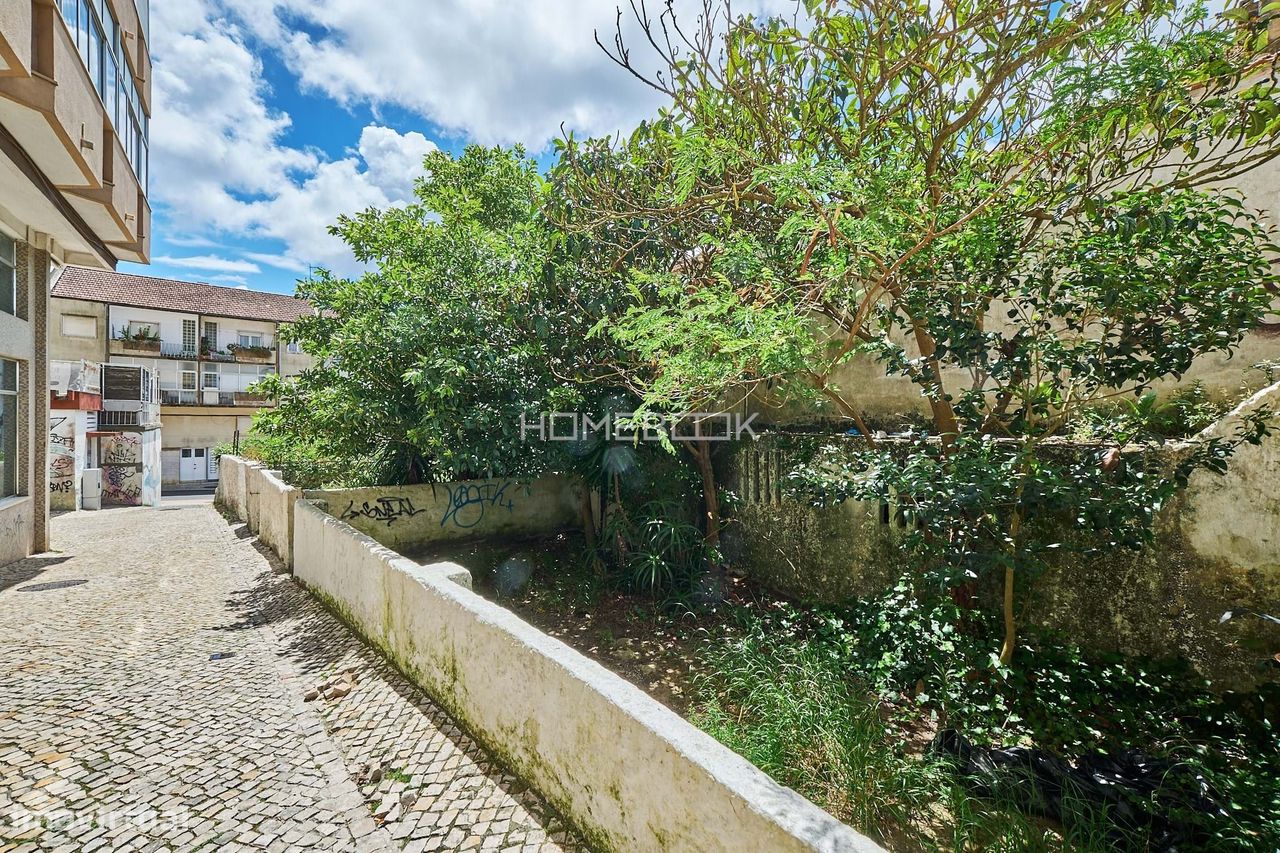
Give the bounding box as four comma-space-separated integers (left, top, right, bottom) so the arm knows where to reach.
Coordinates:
50, 266, 313, 485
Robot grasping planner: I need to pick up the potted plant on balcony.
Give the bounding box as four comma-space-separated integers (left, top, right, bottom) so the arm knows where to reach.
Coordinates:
118, 325, 161, 353
227, 342, 274, 362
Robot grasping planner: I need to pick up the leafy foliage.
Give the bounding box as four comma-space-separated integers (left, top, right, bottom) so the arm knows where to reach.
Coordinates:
556, 0, 1280, 662
255, 146, 593, 484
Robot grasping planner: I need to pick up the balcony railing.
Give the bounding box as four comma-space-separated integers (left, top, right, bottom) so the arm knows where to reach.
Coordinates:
108, 335, 277, 364
160, 389, 274, 407
227, 342, 276, 364
98, 407, 160, 428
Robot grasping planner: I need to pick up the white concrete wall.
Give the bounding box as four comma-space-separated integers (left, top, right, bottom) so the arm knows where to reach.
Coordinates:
107, 305, 188, 349
256, 468, 301, 568
292, 499, 879, 853
0, 497, 34, 565
216, 455, 255, 521
212, 317, 275, 353
245, 463, 265, 534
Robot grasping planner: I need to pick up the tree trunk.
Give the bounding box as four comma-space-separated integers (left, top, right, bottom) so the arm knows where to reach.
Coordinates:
577, 484, 601, 575
910, 324, 960, 445
690, 439, 721, 551
999, 507, 1025, 666
999, 564, 1016, 666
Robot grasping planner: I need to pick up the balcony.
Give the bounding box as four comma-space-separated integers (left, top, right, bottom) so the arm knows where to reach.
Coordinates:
101, 364, 159, 428
50, 360, 102, 395
0, 1, 151, 265
109, 332, 161, 356
159, 389, 273, 408
98, 409, 155, 428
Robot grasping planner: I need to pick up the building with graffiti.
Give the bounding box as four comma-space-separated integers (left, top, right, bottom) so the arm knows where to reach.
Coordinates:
48, 360, 160, 509
48, 267, 314, 487
0, 0, 153, 563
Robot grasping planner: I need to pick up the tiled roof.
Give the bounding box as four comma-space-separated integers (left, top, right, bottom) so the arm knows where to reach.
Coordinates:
51, 266, 314, 325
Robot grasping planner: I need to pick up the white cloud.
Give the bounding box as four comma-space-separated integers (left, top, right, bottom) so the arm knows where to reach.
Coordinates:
146, 0, 800, 275
206, 273, 251, 286
217, 0, 802, 147
153, 254, 262, 273
148, 4, 438, 274
242, 252, 311, 273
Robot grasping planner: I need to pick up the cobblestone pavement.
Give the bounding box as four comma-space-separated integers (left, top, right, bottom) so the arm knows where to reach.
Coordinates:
0, 497, 584, 853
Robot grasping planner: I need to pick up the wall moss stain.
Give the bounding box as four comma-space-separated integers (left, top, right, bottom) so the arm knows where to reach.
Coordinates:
720, 424, 1280, 690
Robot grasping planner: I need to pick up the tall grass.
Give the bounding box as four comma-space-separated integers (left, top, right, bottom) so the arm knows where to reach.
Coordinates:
688, 616, 1120, 850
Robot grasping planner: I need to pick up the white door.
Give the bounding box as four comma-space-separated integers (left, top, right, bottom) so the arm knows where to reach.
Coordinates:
179, 448, 207, 482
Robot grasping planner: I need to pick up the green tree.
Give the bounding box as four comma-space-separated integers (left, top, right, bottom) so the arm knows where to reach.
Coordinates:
554, 0, 1280, 661
256, 146, 590, 484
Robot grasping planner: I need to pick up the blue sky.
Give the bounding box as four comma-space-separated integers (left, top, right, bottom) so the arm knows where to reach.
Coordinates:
120, 1, 794, 295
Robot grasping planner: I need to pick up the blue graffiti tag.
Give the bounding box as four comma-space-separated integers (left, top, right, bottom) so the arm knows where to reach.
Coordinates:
439, 481, 515, 528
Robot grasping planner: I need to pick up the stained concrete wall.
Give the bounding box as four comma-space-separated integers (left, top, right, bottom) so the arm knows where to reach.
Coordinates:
0, 497, 34, 566
245, 464, 264, 534
291, 499, 879, 853
304, 476, 581, 554
215, 455, 255, 521
721, 389, 1280, 688
1025, 382, 1280, 688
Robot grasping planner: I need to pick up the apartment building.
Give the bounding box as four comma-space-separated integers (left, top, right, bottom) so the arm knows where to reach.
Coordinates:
0, 0, 151, 561
50, 266, 313, 486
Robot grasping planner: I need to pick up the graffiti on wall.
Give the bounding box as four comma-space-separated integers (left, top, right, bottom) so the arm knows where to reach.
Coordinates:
102, 433, 143, 506
48, 417, 76, 507
439, 481, 515, 529
341, 497, 425, 527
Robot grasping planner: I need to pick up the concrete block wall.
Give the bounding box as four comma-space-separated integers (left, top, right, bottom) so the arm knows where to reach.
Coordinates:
290, 499, 879, 853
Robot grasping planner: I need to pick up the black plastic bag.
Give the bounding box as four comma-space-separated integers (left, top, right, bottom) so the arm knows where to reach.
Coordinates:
930, 729, 1226, 850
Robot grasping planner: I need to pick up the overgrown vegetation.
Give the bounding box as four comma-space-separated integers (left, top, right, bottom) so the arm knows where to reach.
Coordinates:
692, 594, 1280, 850
249, 0, 1280, 847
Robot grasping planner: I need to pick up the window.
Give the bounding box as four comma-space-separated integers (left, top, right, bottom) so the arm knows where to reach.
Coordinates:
203, 321, 218, 351
0, 234, 15, 317
286, 341, 302, 355
0, 360, 17, 498
202, 366, 218, 390
126, 321, 156, 339
182, 319, 197, 353
61, 315, 97, 338
238, 332, 264, 348
58, 0, 149, 190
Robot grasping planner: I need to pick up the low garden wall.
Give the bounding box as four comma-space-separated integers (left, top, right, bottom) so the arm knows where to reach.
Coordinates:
216, 457, 303, 568
303, 476, 581, 553
291, 499, 878, 853
215, 455, 253, 521
256, 468, 301, 568
719, 382, 1280, 689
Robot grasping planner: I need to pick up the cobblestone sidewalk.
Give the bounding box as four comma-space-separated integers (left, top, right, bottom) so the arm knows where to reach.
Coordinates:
0, 497, 583, 853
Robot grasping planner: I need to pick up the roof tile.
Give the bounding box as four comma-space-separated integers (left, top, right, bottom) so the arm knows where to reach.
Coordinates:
51, 266, 314, 324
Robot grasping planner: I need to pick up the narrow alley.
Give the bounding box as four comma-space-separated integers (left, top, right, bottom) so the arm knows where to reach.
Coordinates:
0, 497, 581, 853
